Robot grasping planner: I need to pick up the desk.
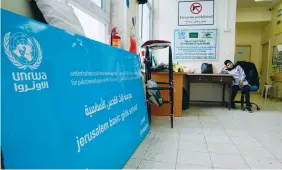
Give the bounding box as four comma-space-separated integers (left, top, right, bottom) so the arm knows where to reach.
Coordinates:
185, 74, 234, 110
151, 72, 186, 117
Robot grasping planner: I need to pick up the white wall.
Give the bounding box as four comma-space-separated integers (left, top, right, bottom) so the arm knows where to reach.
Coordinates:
1, 0, 34, 18
110, 0, 127, 49
153, 0, 237, 73
153, 0, 237, 101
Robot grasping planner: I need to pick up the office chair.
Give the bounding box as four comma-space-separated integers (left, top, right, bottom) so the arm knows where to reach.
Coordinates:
234, 85, 261, 111
233, 61, 260, 111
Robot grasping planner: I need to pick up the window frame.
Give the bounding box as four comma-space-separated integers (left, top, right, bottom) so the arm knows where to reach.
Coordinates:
69, 0, 110, 43
139, 2, 153, 44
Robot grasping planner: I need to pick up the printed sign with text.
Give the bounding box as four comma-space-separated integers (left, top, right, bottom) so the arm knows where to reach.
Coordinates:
1, 9, 150, 169
178, 0, 215, 26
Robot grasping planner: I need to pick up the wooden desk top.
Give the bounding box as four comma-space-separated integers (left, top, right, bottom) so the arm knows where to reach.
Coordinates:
151, 72, 187, 75
186, 73, 234, 76
151, 72, 234, 76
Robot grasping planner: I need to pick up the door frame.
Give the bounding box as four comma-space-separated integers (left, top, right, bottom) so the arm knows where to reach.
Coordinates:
260, 42, 270, 92
235, 45, 252, 62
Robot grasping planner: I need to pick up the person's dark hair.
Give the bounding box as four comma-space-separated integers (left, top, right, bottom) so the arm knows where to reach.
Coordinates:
224, 60, 232, 65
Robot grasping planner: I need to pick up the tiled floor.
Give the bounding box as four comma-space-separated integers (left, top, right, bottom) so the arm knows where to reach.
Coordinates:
124, 94, 282, 169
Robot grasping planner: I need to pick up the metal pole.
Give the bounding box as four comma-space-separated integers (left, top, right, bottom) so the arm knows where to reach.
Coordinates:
168, 46, 174, 128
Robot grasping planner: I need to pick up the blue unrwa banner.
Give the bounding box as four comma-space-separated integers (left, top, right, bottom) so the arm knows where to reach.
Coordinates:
1, 9, 149, 169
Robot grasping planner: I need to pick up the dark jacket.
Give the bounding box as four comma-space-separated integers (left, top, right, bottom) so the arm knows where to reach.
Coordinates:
235, 61, 259, 88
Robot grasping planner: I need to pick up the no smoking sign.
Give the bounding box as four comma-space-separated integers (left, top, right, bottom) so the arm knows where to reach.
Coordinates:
178, 0, 215, 26
190, 2, 202, 14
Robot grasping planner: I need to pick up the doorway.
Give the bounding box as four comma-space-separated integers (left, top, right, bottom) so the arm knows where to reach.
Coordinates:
235, 45, 251, 63
260, 43, 269, 92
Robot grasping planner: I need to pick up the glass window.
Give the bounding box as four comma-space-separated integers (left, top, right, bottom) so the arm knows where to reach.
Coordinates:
139, 5, 142, 39
142, 5, 150, 42
139, 4, 152, 43
71, 5, 106, 43
91, 0, 102, 8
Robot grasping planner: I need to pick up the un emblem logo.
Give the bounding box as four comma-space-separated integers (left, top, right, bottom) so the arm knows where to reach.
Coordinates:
4, 32, 42, 70
178, 32, 185, 39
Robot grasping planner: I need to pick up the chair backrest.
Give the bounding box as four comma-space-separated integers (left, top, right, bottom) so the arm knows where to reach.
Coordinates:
235, 61, 260, 89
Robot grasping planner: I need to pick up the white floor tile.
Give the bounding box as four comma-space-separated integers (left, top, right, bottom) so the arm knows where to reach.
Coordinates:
243, 156, 282, 169
267, 148, 282, 159
236, 145, 275, 159
256, 138, 282, 148
141, 132, 154, 147
179, 132, 206, 142
201, 123, 223, 129
230, 136, 262, 147
183, 122, 202, 126
144, 147, 178, 163
202, 129, 227, 136
210, 153, 249, 169
123, 158, 142, 169
154, 132, 180, 140
178, 140, 208, 153
149, 138, 179, 150
176, 163, 212, 169
181, 116, 200, 121
180, 128, 203, 134
138, 160, 176, 169
131, 144, 148, 159
225, 130, 252, 137
207, 142, 239, 155
177, 151, 212, 167
205, 135, 232, 144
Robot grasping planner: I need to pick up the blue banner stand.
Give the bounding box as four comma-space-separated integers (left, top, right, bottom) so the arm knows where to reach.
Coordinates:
1, 9, 150, 169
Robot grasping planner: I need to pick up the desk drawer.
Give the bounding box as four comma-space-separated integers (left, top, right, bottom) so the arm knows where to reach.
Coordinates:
212, 76, 232, 83
190, 75, 210, 82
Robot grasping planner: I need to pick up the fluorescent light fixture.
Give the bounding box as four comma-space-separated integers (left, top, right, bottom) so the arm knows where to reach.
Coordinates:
254, 0, 272, 2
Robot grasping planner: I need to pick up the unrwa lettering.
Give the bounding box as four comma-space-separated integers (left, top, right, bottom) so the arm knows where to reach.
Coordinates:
12, 72, 49, 92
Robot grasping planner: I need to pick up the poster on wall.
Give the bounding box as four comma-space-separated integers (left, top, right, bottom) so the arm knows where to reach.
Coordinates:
174, 29, 217, 60
272, 46, 282, 68
178, 0, 215, 26
1, 9, 150, 169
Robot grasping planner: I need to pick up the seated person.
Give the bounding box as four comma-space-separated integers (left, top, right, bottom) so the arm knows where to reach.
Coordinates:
219, 60, 252, 113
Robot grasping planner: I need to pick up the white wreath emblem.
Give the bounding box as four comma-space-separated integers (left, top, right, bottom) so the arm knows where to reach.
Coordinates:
4, 32, 43, 70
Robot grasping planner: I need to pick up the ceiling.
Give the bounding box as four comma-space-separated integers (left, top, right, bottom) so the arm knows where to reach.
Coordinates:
237, 0, 282, 8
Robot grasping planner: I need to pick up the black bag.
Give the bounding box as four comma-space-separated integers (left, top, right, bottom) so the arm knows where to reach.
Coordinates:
201, 63, 213, 74
147, 79, 164, 107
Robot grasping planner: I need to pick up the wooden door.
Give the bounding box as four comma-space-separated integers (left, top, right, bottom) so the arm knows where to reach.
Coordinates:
235, 45, 251, 63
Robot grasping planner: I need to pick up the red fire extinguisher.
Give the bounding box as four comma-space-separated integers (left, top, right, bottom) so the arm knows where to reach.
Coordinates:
111, 27, 121, 48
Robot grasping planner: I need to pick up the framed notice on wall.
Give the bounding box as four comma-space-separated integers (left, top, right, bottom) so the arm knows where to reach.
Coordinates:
174, 29, 217, 60
178, 0, 215, 26
272, 46, 282, 68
